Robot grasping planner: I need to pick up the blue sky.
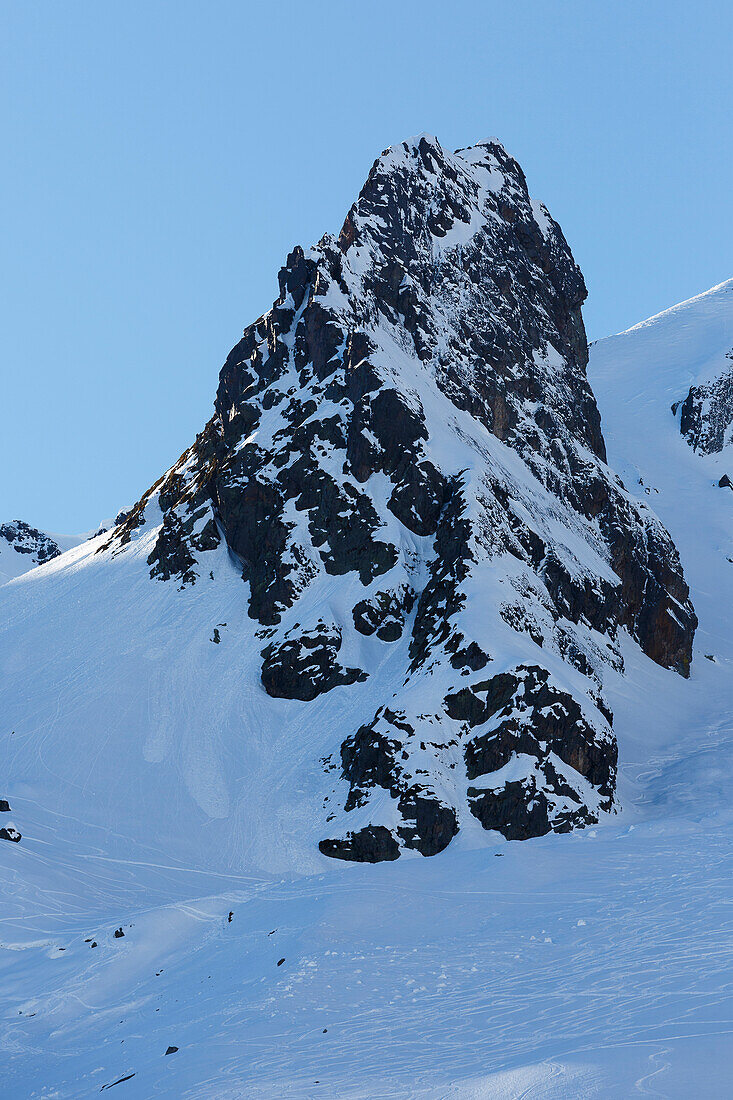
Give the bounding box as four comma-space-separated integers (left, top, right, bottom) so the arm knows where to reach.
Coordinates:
3, 1, 732, 532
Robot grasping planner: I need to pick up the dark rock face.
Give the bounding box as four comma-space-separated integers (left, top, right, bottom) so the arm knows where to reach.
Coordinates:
397, 791, 458, 856
261, 623, 367, 701
468, 773, 596, 841
352, 585, 415, 641
319, 825, 400, 862
340, 709, 409, 811
103, 134, 697, 862
445, 672, 517, 729
673, 356, 733, 455
462, 665, 616, 839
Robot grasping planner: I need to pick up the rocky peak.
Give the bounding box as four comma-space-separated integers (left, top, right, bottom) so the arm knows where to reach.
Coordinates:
335, 134, 603, 461
102, 135, 697, 862
0, 519, 61, 563
0, 520, 63, 585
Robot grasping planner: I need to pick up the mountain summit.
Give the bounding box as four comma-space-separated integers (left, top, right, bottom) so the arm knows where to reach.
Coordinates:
1, 136, 696, 867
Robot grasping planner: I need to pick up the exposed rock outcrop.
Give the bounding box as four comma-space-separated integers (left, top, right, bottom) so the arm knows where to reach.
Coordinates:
0, 521, 65, 587
673, 355, 733, 455
261, 623, 367, 701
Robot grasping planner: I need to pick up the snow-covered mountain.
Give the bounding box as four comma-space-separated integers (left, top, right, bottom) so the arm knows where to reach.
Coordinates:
1, 142, 732, 1097
0, 135, 695, 871
0, 520, 83, 585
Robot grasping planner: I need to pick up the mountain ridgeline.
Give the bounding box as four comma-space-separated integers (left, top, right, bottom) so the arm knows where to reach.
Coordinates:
100, 135, 696, 862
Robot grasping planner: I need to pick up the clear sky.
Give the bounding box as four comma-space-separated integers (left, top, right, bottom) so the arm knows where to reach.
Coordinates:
2, 1, 732, 532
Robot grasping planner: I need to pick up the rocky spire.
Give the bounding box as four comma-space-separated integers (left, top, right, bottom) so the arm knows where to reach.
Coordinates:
103, 135, 696, 861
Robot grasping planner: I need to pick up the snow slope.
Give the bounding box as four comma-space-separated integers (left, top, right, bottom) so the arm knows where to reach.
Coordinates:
1, 274, 732, 1091
590, 280, 733, 698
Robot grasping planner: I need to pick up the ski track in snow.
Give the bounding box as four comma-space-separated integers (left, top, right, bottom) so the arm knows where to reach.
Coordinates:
2, 285, 733, 1095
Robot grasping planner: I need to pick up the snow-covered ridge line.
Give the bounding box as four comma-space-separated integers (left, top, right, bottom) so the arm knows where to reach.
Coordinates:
622, 276, 733, 336
596, 276, 733, 460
